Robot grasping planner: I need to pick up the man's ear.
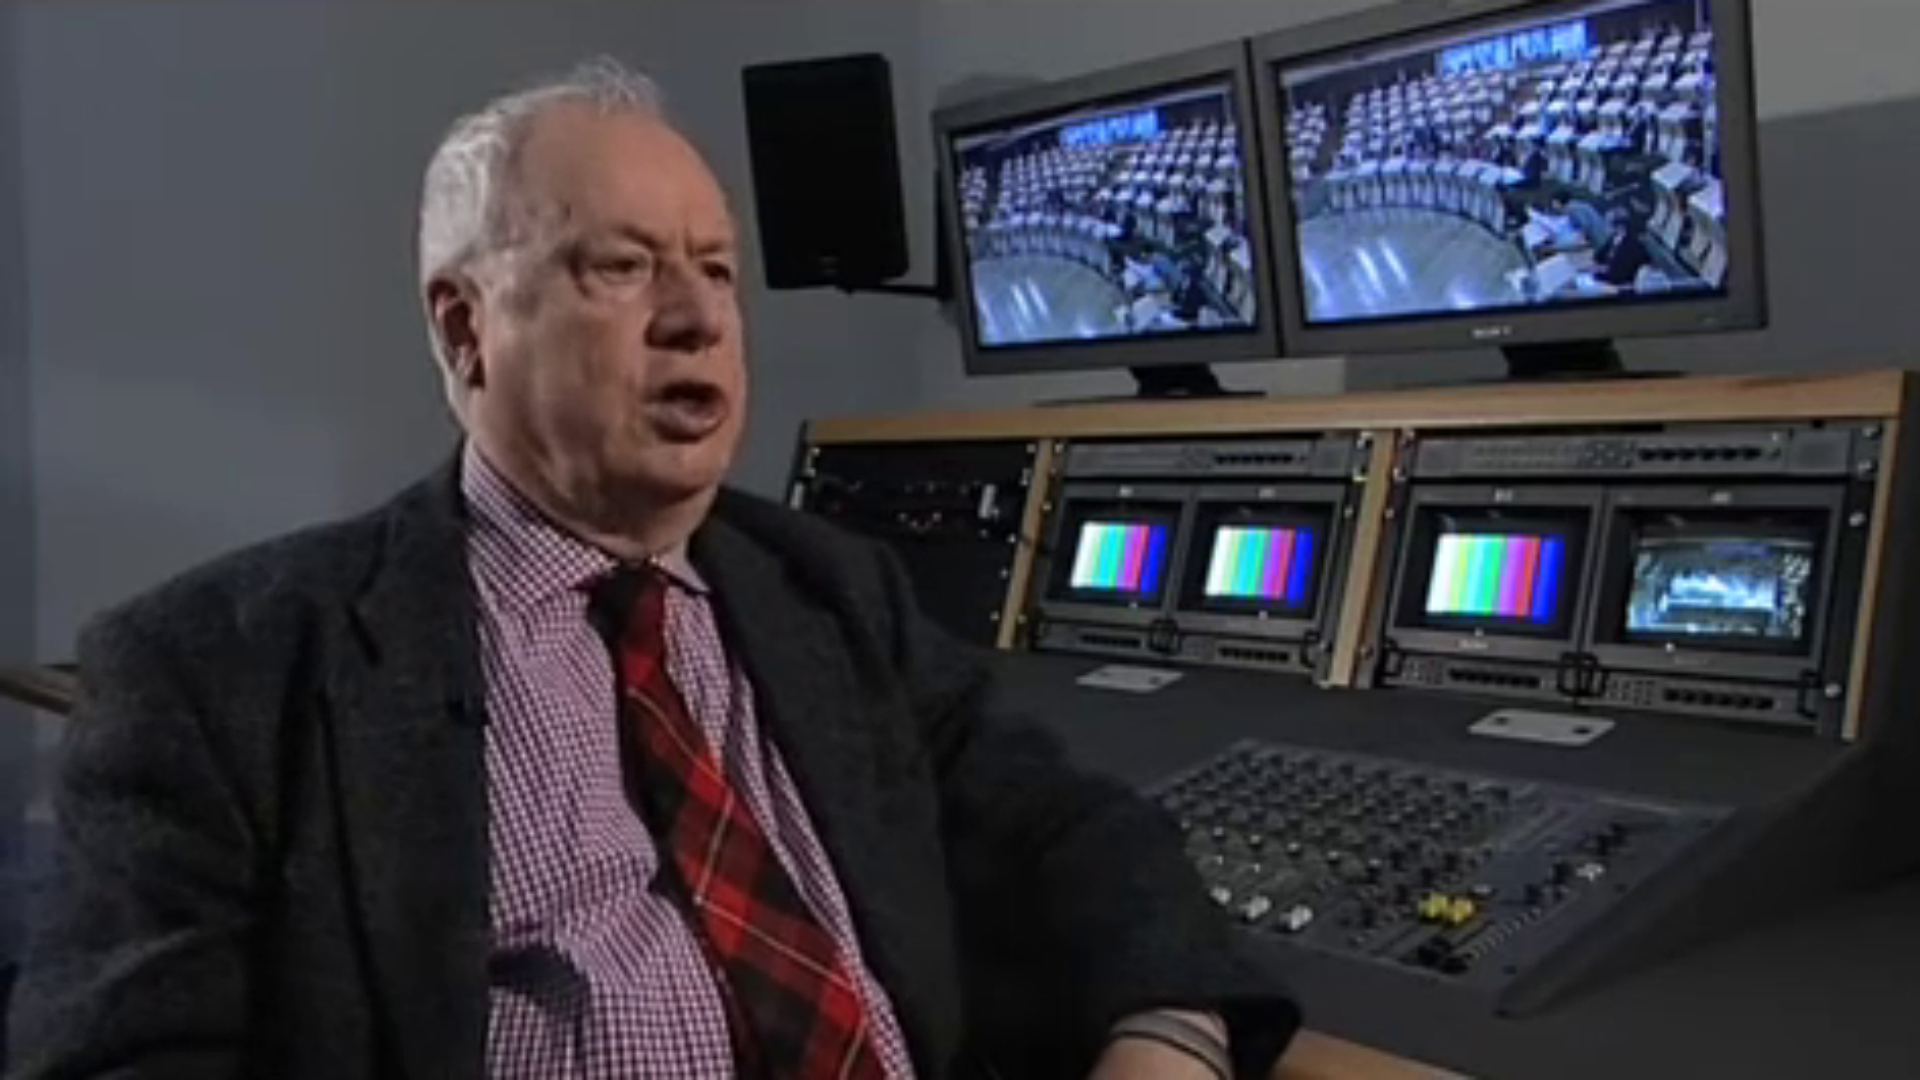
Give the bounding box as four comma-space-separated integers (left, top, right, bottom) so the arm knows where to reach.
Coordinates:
426, 272, 485, 389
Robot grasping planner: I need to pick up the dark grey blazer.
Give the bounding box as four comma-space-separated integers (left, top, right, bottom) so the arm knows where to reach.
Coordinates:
7, 457, 1300, 1079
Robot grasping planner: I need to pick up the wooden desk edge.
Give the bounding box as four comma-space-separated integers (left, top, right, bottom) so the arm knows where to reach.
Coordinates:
809, 370, 1908, 445
1279, 1030, 1466, 1079
0, 665, 77, 717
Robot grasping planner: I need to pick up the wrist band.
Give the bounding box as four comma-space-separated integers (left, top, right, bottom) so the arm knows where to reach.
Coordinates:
1108, 1012, 1231, 1080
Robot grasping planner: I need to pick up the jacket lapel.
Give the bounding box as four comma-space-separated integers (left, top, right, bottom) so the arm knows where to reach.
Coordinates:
327, 456, 490, 1079
691, 510, 962, 1075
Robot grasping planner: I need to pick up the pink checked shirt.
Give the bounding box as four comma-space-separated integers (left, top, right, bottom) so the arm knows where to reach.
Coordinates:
463, 446, 915, 1078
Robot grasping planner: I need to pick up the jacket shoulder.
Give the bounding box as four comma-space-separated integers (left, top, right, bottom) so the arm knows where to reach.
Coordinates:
84, 500, 390, 661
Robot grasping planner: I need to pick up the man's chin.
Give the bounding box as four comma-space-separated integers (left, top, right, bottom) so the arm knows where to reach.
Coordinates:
614, 449, 733, 505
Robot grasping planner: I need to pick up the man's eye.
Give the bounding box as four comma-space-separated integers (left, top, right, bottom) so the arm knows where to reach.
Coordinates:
704, 262, 736, 285
595, 255, 649, 279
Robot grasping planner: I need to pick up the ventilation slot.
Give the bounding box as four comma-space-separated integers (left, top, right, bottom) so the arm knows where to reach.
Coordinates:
1446, 667, 1545, 690
1080, 631, 1145, 651
1215, 453, 1303, 468
1604, 677, 1660, 708
1662, 687, 1779, 713
1218, 645, 1293, 667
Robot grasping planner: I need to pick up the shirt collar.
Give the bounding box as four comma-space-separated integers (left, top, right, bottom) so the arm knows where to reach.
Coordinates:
460, 442, 708, 618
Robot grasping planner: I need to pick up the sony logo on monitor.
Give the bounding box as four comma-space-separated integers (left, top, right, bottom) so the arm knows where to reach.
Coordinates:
1472, 324, 1517, 342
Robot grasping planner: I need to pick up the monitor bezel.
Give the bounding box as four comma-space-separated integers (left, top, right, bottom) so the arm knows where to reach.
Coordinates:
1172, 482, 1351, 641
932, 41, 1283, 377
1250, 0, 1767, 357
1385, 484, 1605, 663
1035, 481, 1194, 629
1584, 484, 1845, 680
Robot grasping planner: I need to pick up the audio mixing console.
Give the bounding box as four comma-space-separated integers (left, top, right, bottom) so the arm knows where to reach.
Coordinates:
1152, 741, 1728, 996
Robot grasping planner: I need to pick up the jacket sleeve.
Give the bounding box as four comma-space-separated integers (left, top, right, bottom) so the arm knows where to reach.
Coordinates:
871, 547, 1302, 1077
6, 608, 256, 1078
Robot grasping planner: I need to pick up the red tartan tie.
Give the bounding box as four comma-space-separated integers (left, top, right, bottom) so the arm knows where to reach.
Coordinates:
588, 565, 886, 1080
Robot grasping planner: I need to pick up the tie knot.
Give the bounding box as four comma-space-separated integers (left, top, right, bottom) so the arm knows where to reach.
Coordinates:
586, 563, 668, 649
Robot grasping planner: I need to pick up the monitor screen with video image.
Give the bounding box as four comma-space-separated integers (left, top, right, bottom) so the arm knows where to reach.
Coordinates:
1178, 503, 1331, 619
934, 43, 1281, 382
1046, 504, 1181, 608
1252, 0, 1765, 361
1612, 514, 1826, 655
1394, 504, 1592, 643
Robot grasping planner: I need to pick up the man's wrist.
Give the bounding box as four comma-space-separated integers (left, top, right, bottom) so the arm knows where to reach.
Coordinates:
1105, 1008, 1231, 1079
1154, 1008, 1228, 1045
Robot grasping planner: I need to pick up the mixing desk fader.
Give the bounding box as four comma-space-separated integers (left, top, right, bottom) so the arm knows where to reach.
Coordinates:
1152, 741, 1728, 998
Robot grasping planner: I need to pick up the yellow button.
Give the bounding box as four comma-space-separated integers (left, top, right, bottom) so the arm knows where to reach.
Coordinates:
1446, 897, 1479, 926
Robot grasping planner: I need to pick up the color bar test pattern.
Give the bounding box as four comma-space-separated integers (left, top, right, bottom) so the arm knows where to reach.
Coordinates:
1425, 532, 1564, 623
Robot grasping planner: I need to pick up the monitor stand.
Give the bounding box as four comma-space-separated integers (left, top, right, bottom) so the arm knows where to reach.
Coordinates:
1038, 364, 1261, 406
1134, 363, 1234, 398
1500, 340, 1676, 382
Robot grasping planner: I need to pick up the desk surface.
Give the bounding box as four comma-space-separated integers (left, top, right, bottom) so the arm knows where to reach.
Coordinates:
1000, 652, 1920, 1080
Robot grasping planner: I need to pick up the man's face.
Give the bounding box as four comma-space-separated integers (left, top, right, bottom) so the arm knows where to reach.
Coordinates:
452, 103, 746, 520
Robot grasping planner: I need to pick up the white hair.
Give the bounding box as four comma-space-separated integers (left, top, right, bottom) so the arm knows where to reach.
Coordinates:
417, 56, 664, 293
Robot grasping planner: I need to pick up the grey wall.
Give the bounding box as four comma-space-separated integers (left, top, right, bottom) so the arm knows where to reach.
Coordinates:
16, 1, 926, 659
901, 0, 1920, 399
11, 0, 1920, 655
0, 2, 37, 899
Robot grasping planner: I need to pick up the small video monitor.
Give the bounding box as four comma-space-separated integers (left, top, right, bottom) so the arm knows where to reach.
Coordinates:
1426, 530, 1569, 627
1607, 512, 1825, 654
1396, 506, 1591, 642
1047, 502, 1181, 608
1179, 503, 1330, 618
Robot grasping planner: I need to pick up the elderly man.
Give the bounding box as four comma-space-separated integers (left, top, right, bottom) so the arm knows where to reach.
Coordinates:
7, 60, 1299, 1079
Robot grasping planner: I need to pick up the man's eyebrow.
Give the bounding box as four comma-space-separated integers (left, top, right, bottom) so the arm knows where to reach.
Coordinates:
598, 223, 735, 258
692, 235, 738, 259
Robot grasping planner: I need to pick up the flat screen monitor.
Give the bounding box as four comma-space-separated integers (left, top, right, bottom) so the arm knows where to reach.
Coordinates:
1179, 504, 1329, 618
933, 42, 1281, 381
1047, 502, 1182, 608
1395, 504, 1592, 643
1251, 0, 1765, 361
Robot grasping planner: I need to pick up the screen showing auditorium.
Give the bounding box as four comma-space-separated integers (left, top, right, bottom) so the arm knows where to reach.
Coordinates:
1275, 0, 1730, 326
1047, 504, 1182, 608
1616, 514, 1822, 654
1179, 503, 1329, 618
949, 77, 1261, 349
1398, 508, 1589, 640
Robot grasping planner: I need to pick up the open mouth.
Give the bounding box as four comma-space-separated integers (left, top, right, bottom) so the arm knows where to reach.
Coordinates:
648, 380, 730, 440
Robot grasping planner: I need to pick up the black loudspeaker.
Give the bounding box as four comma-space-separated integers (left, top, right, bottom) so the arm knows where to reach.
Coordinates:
741, 54, 910, 290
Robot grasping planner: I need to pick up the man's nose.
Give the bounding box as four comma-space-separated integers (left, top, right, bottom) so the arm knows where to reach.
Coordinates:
646, 261, 724, 354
